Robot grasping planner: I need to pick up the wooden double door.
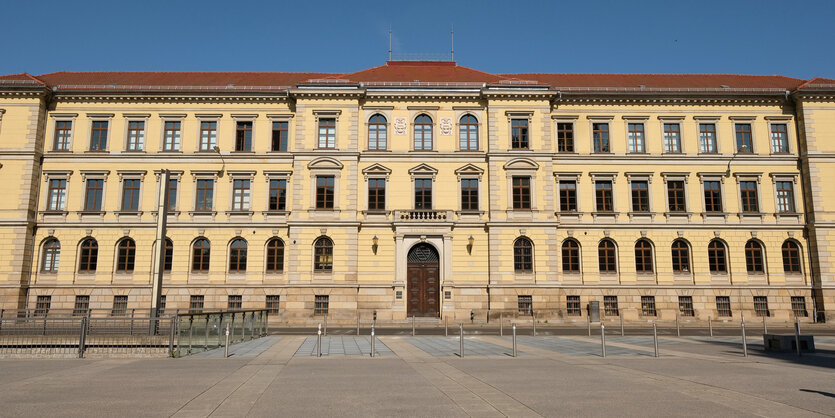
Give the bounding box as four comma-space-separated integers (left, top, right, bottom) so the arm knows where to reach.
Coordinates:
407, 244, 440, 317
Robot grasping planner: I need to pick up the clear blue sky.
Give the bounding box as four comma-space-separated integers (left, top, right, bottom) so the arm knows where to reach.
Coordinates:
1, 0, 833, 79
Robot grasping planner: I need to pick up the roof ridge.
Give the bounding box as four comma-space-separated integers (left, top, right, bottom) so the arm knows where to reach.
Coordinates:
500, 72, 804, 79
37, 70, 342, 76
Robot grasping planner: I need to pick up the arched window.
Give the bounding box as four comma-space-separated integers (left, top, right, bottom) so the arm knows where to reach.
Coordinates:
708, 240, 727, 273
598, 239, 617, 273
459, 115, 478, 150
266, 238, 285, 273
368, 114, 387, 150
78, 238, 98, 272
314, 237, 333, 272
745, 240, 764, 273
116, 238, 136, 272
781, 240, 801, 273
41, 238, 61, 272
414, 114, 433, 150
192, 238, 210, 272
561, 239, 580, 273
164, 238, 173, 271
229, 238, 247, 272
634, 239, 654, 273
513, 237, 534, 272
671, 240, 690, 273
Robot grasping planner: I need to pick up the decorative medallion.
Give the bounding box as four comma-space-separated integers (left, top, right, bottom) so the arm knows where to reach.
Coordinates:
439, 118, 453, 135
394, 117, 407, 135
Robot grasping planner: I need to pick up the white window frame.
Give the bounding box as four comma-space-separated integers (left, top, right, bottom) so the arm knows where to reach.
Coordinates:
159, 114, 186, 152
730, 116, 756, 154
264, 170, 292, 212
590, 172, 618, 219
190, 170, 219, 216
267, 114, 294, 152
227, 170, 255, 213
122, 113, 149, 152
552, 115, 578, 153
79, 170, 110, 213
86, 113, 114, 152
364, 108, 392, 151
361, 163, 392, 214
733, 172, 763, 218
765, 116, 794, 155
695, 116, 720, 154
625, 172, 653, 218
454, 164, 484, 213
506, 110, 534, 151
195, 114, 221, 152
660, 172, 691, 220
696, 172, 728, 220
587, 116, 614, 154
231, 114, 258, 152
116, 170, 147, 213
622, 116, 649, 154
658, 116, 684, 154
49, 113, 78, 152
42, 170, 73, 213
153, 170, 183, 214
554, 172, 582, 214
313, 110, 341, 150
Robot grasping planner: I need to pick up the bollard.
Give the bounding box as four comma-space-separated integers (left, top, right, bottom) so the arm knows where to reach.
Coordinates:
601, 323, 606, 357
500, 312, 503, 337
459, 323, 464, 358
676, 312, 680, 337
794, 317, 801, 357
188, 316, 194, 354
412, 315, 415, 336
652, 323, 659, 357
532, 314, 536, 337
370, 322, 376, 358
324, 316, 327, 337
204, 316, 210, 350
620, 312, 624, 336
741, 319, 748, 357
224, 323, 230, 358
444, 316, 448, 336
130, 309, 135, 335
317, 323, 322, 357
357, 312, 360, 336
708, 316, 713, 338
587, 314, 591, 336
512, 323, 517, 357
763, 315, 767, 335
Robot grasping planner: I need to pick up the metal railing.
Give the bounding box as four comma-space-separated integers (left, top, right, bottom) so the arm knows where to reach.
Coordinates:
175, 310, 268, 357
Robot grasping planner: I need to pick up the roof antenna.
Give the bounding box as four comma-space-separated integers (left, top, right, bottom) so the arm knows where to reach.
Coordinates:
388, 26, 392, 61
450, 24, 454, 61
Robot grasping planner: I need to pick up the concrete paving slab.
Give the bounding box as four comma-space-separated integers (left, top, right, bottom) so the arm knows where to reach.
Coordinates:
293, 336, 393, 357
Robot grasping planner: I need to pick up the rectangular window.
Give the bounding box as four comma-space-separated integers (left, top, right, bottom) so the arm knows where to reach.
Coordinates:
678, 296, 694, 317
314, 295, 329, 315
235, 121, 252, 151
266, 295, 280, 315
368, 178, 386, 211
84, 179, 104, 211
460, 178, 479, 211
158, 295, 166, 316
595, 181, 613, 212
269, 179, 287, 211
735, 123, 753, 152
627, 123, 645, 153
593, 123, 610, 153
35, 295, 51, 317
604, 296, 619, 316
126, 121, 145, 151
699, 123, 717, 153
73, 295, 90, 316
559, 181, 577, 212
512, 176, 531, 209
166, 179, 177, 211
232, 179, 251, 211
518, 295, 533, 315
771, 124, 789, 153
776, 181, 795, 213
663, 123, 681, 153
791, 296, 808, 317
318, 118, 336, 149
189, 295, 204, 314
414, 178, 432, 210
740, 181, 759, 213
195, 179, 214, 211
316, 176, 335, 209
90, 121, 108, 151
556, 122, 574, 152
631, 181, 649, 212
54, 121, 72, 150
121, 179, 141, 211
272, 121, 288, 151
566, 295, 581, 316
163, 121, 181, 151
703, 181, 722, 212
667, 180, 686, 212
47, 179, 67, 211
641, 296, 657, 316
228, 295, 242, 310
716, 296, 732, 317
111, 295, 128, 316
753, 296, 769, 317
199, 121, 217, 151
511, 119, 529, 149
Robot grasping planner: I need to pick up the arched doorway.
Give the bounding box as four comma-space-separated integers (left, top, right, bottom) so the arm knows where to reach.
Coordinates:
407, 243, 440, 317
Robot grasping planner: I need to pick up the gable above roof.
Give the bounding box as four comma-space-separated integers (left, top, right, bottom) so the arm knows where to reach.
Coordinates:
335, 61, 511, 85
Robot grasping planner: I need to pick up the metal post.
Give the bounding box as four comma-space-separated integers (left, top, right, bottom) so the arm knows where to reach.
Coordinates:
78, 317, 88, 358
512, 323, 517, 357
620, 312, 624, 336
601, 324, 606, 357
149, 169, 170, 336
370, 322, 376, 358
224, 323, 230, 358
794, 316, 801, 356
459, 323, 464, 358
317, 323, 322, 357
676, 312, 680, 337
708, 316, 713, 338
43, 316, 47, 335
500, 312, 503, 337
532, 314, 536, 336
130, 309, 135, 335
188, 316, 194, 354
323, 316, 327, 337
217, 316, 224, 347
444, 316, 448, 336
168, 318, 176, 357
356, 312, 360, 336
204, 315, 209, 350
412, 315, 415, 336
652, 323, 659, 358
763, 315, 767, 336
741, 319, 748, 357
587, 314, 591, 336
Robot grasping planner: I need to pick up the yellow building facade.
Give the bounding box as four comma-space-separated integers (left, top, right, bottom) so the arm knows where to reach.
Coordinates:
0, 62, 832, 323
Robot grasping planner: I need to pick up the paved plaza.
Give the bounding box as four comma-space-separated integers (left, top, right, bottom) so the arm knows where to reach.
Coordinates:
0, 334, 833, 417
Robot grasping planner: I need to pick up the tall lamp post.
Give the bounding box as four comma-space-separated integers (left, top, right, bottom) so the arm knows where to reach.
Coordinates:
150, 169, 170, 335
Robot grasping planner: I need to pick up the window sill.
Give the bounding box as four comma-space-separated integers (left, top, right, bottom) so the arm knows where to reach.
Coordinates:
554, 151, 579, 155
123, 150, 146, 154
408, 149, 438, 153
84, 150, 110, 154
627, 211, 654, 220
738, 212, 764, 222
116, 211, 142, 216
189, 211, 217, 220
701, 212, 729, 221
316, 148, 339, 151
231, 150, 255, 154
664, 211, 693, 221
661, 152, 685, 156
364, 149, 392, 153
159, 150, 183, 154
267, 150, 291, 154
49, 149, 73, 153
78, 211, 105, 216
591, 211, 618, 220
506, 148, 533, 152
770, 152, 794, 156
226, 210, 254, 216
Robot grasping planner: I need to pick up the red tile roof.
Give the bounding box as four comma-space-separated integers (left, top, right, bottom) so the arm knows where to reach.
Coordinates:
35, 71, 335, 90
500, 73, 805, 90
334, 61, 508, 84
0, 72, 45, 84
797, 77, 835, 89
